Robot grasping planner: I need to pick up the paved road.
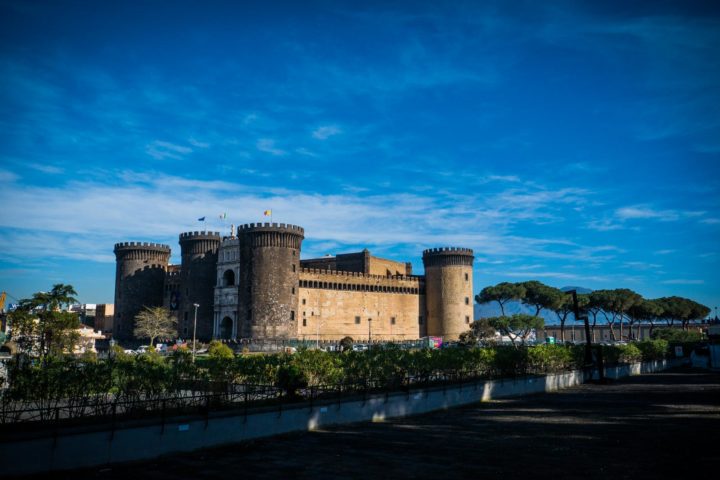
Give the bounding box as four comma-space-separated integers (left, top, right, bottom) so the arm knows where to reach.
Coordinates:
33, 368, 720, 479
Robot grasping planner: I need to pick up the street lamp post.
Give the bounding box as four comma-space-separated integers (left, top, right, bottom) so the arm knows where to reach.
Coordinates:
192, 303, 199, 361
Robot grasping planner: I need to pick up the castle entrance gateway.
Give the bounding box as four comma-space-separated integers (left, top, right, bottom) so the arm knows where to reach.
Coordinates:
220, 316, 233, 339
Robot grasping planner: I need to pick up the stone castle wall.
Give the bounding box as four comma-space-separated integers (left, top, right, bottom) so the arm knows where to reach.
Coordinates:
297, 269, 427, 341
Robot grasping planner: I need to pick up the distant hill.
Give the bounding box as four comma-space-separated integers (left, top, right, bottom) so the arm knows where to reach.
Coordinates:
560, 286, 593, 294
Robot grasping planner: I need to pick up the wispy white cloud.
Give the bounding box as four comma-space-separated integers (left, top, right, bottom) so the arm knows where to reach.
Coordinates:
623, 261, 662, 271
146, 141, 193, 160
0, 169, 19, 183
589, 205, 709, 231
0, 170, 619, 271
499, 271, 611, 283
295, 147, 318, 157
661, 279, 704, 285
616, 206, 684, 222
26, 163, 64, 174
312, 125, 342, 140
256, 138, 287, 156
188, 138, 210, 148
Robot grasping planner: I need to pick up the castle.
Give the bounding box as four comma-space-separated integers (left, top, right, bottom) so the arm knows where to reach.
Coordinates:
113, 223, 474, 342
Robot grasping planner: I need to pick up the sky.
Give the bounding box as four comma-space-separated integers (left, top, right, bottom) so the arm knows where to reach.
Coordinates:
0, 0, 718, 314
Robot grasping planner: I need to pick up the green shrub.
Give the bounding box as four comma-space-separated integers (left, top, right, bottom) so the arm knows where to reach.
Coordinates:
651, 328, 701, 342
527, 344, 578, 373
616, 343, 642, 363
636, 339, 669, 361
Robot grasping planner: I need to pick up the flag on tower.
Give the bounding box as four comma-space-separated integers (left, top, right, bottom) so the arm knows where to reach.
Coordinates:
198, 216, 206, 221
264, 210, 272, 216
219, 212, 227, 220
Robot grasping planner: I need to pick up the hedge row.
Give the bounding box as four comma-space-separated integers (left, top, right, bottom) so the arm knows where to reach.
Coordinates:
2, 340, 674, 403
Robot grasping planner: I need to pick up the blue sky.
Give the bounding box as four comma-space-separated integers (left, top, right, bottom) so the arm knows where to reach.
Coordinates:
0, 1, 718, 313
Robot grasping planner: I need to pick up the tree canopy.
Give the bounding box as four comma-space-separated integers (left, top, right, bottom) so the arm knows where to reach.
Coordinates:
475, 282, 525, 316
486, 314, 544, 347
519, 281, 565, 316
9, 284, 80, 359
134, 307, 177, 347
476, 280, 710, 341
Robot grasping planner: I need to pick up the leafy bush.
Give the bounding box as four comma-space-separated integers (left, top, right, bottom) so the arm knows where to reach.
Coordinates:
616, 343, 642, 363
527, 344, 578, 373
635, 339, 669, 361
4, 340, 678, 405
651, 328, 702, 342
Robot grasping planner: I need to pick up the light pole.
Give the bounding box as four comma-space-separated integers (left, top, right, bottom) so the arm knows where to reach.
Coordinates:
192, 303, 199, 361
368, 318, 372, 343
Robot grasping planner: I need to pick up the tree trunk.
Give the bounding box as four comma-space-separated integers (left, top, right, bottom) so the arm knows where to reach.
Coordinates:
608, 320, 617, 341
560, 320, 565, 342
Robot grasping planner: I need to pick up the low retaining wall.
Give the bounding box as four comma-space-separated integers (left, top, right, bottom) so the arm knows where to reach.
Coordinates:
0, 358, 680, 477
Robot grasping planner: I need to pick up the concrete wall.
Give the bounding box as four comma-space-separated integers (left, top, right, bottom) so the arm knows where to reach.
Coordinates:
0, 359, 680, 477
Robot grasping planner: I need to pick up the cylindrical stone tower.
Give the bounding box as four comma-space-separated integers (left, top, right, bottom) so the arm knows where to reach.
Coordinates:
237, 223, 304, 340
422, 247, 474, 341
178, 231, 221, 341
113, 242, 171, 341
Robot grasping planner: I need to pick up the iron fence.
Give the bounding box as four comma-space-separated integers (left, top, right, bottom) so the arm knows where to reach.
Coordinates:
0, 368, 503, 429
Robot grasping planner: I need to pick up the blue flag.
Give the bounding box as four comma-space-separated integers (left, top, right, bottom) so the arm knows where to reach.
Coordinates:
198, 216, 205, 221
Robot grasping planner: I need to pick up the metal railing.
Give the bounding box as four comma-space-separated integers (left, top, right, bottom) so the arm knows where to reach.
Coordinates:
0, 368, 507, 429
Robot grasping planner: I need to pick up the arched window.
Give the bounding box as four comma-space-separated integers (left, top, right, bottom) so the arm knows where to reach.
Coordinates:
223, 269, 235, 287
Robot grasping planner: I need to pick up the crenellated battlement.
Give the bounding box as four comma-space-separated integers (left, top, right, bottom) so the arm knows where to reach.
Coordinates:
237, 223, 304, 235
300, 267, 425, 295
422, 247, 474, 256
422, 247, 474, 268
300, 267, 423, 284
179, 231, 221, 240
114, 242, 171, 251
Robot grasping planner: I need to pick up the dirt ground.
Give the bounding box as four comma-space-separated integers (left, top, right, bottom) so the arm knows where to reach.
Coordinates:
25, 368, 720, 479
